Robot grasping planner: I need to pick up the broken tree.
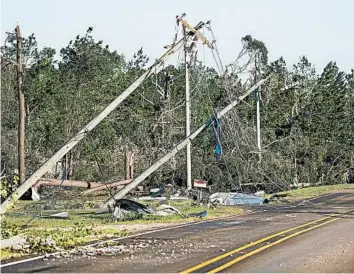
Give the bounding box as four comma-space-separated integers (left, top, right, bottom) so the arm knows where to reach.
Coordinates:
33, 178, 103, 192
0, 20, 205, 214
100, 75, 272, 211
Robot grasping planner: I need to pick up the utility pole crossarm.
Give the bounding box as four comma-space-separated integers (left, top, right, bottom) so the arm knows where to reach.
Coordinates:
178, 18, 214, 49
0, 22, 203, 215
100, 75, 272, 210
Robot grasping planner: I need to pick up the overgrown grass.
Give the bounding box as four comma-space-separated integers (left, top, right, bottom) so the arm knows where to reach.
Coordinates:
272, 183, 354, 202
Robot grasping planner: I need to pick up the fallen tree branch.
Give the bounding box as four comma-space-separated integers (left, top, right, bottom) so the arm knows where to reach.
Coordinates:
33, 178, 103, 192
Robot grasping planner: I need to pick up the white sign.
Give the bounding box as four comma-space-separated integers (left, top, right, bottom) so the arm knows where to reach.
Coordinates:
194, 179, 207, 188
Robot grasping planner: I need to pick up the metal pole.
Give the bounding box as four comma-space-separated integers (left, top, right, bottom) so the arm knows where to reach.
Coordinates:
0, 23, 204, 215
185, 50, 192, 190
100, 75, 271, 211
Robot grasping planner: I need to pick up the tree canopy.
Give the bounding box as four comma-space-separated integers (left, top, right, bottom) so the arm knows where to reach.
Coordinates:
1, 26, 353, 199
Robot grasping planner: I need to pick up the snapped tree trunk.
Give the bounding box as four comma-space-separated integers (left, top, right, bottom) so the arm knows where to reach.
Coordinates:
125, 151, 134, 180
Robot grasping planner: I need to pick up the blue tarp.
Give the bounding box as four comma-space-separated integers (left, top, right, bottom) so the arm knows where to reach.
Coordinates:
214, 119, 222, 156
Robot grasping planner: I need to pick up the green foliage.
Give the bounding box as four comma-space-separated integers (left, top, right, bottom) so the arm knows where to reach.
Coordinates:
242, 34, 268, 66
1, 178, 9, 199
1, 27, 353, 199
1, 217, 20, 239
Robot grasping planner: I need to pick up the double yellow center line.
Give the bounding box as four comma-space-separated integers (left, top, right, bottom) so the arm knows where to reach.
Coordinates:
181, 209, 353, 273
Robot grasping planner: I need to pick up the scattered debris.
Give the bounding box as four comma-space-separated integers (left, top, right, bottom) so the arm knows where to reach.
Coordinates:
100, 197, 211, 220
0, 236, 27, 250
110, 199, 192, 220
209, 192, 268, 205
150, 187, 164, 197
188, 210, 207, 219
150, 184, 175, 197
139, 185, 189, 201
112, 199, 155, 217
254, 190, 265, 197
155, 204, 184, 216
41, 212, 69, 219
31, 186, 40, 201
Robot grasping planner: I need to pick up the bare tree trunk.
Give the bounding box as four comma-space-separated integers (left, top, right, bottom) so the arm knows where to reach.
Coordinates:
69, 151, 74, 178
32, 178, 103, 192
129, 153, 134, 179
125, 151, 134, 180
15, 25, 25, 184
125, 150, 130, 180
63, 154, 68, 179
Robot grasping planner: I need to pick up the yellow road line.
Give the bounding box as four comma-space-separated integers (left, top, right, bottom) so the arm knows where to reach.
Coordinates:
207, 217, 340, 273
181, 209, 353, 274
180, 216, 329, 273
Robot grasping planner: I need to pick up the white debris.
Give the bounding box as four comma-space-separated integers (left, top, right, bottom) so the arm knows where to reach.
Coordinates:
31, 186, 41, 201
0, 236, 27, 249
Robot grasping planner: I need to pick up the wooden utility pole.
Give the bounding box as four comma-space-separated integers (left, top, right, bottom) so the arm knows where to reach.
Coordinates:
100, 75, 272, 210
178, 16, 213, 190
15, 25, 25, 184
256, 86, 261, 162
185, 49, 192, 190
254, 56, 261, 163
0, 21, 204, 214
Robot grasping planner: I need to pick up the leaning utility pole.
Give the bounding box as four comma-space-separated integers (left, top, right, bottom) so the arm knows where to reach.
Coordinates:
0, 21, 204, 214
185, 47, 192, 190
15, 25, 25, 184
100, 75, 272, 210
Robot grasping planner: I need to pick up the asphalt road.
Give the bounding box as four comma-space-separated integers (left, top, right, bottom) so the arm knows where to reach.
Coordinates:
2, 190, 354, 273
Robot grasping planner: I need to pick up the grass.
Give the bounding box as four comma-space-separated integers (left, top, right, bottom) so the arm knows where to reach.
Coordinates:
270, 183, 354, 202
2, 184, 353, 261
0, 249, 26, 261
0, 199, 243, 261
3, 200, 243, 228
